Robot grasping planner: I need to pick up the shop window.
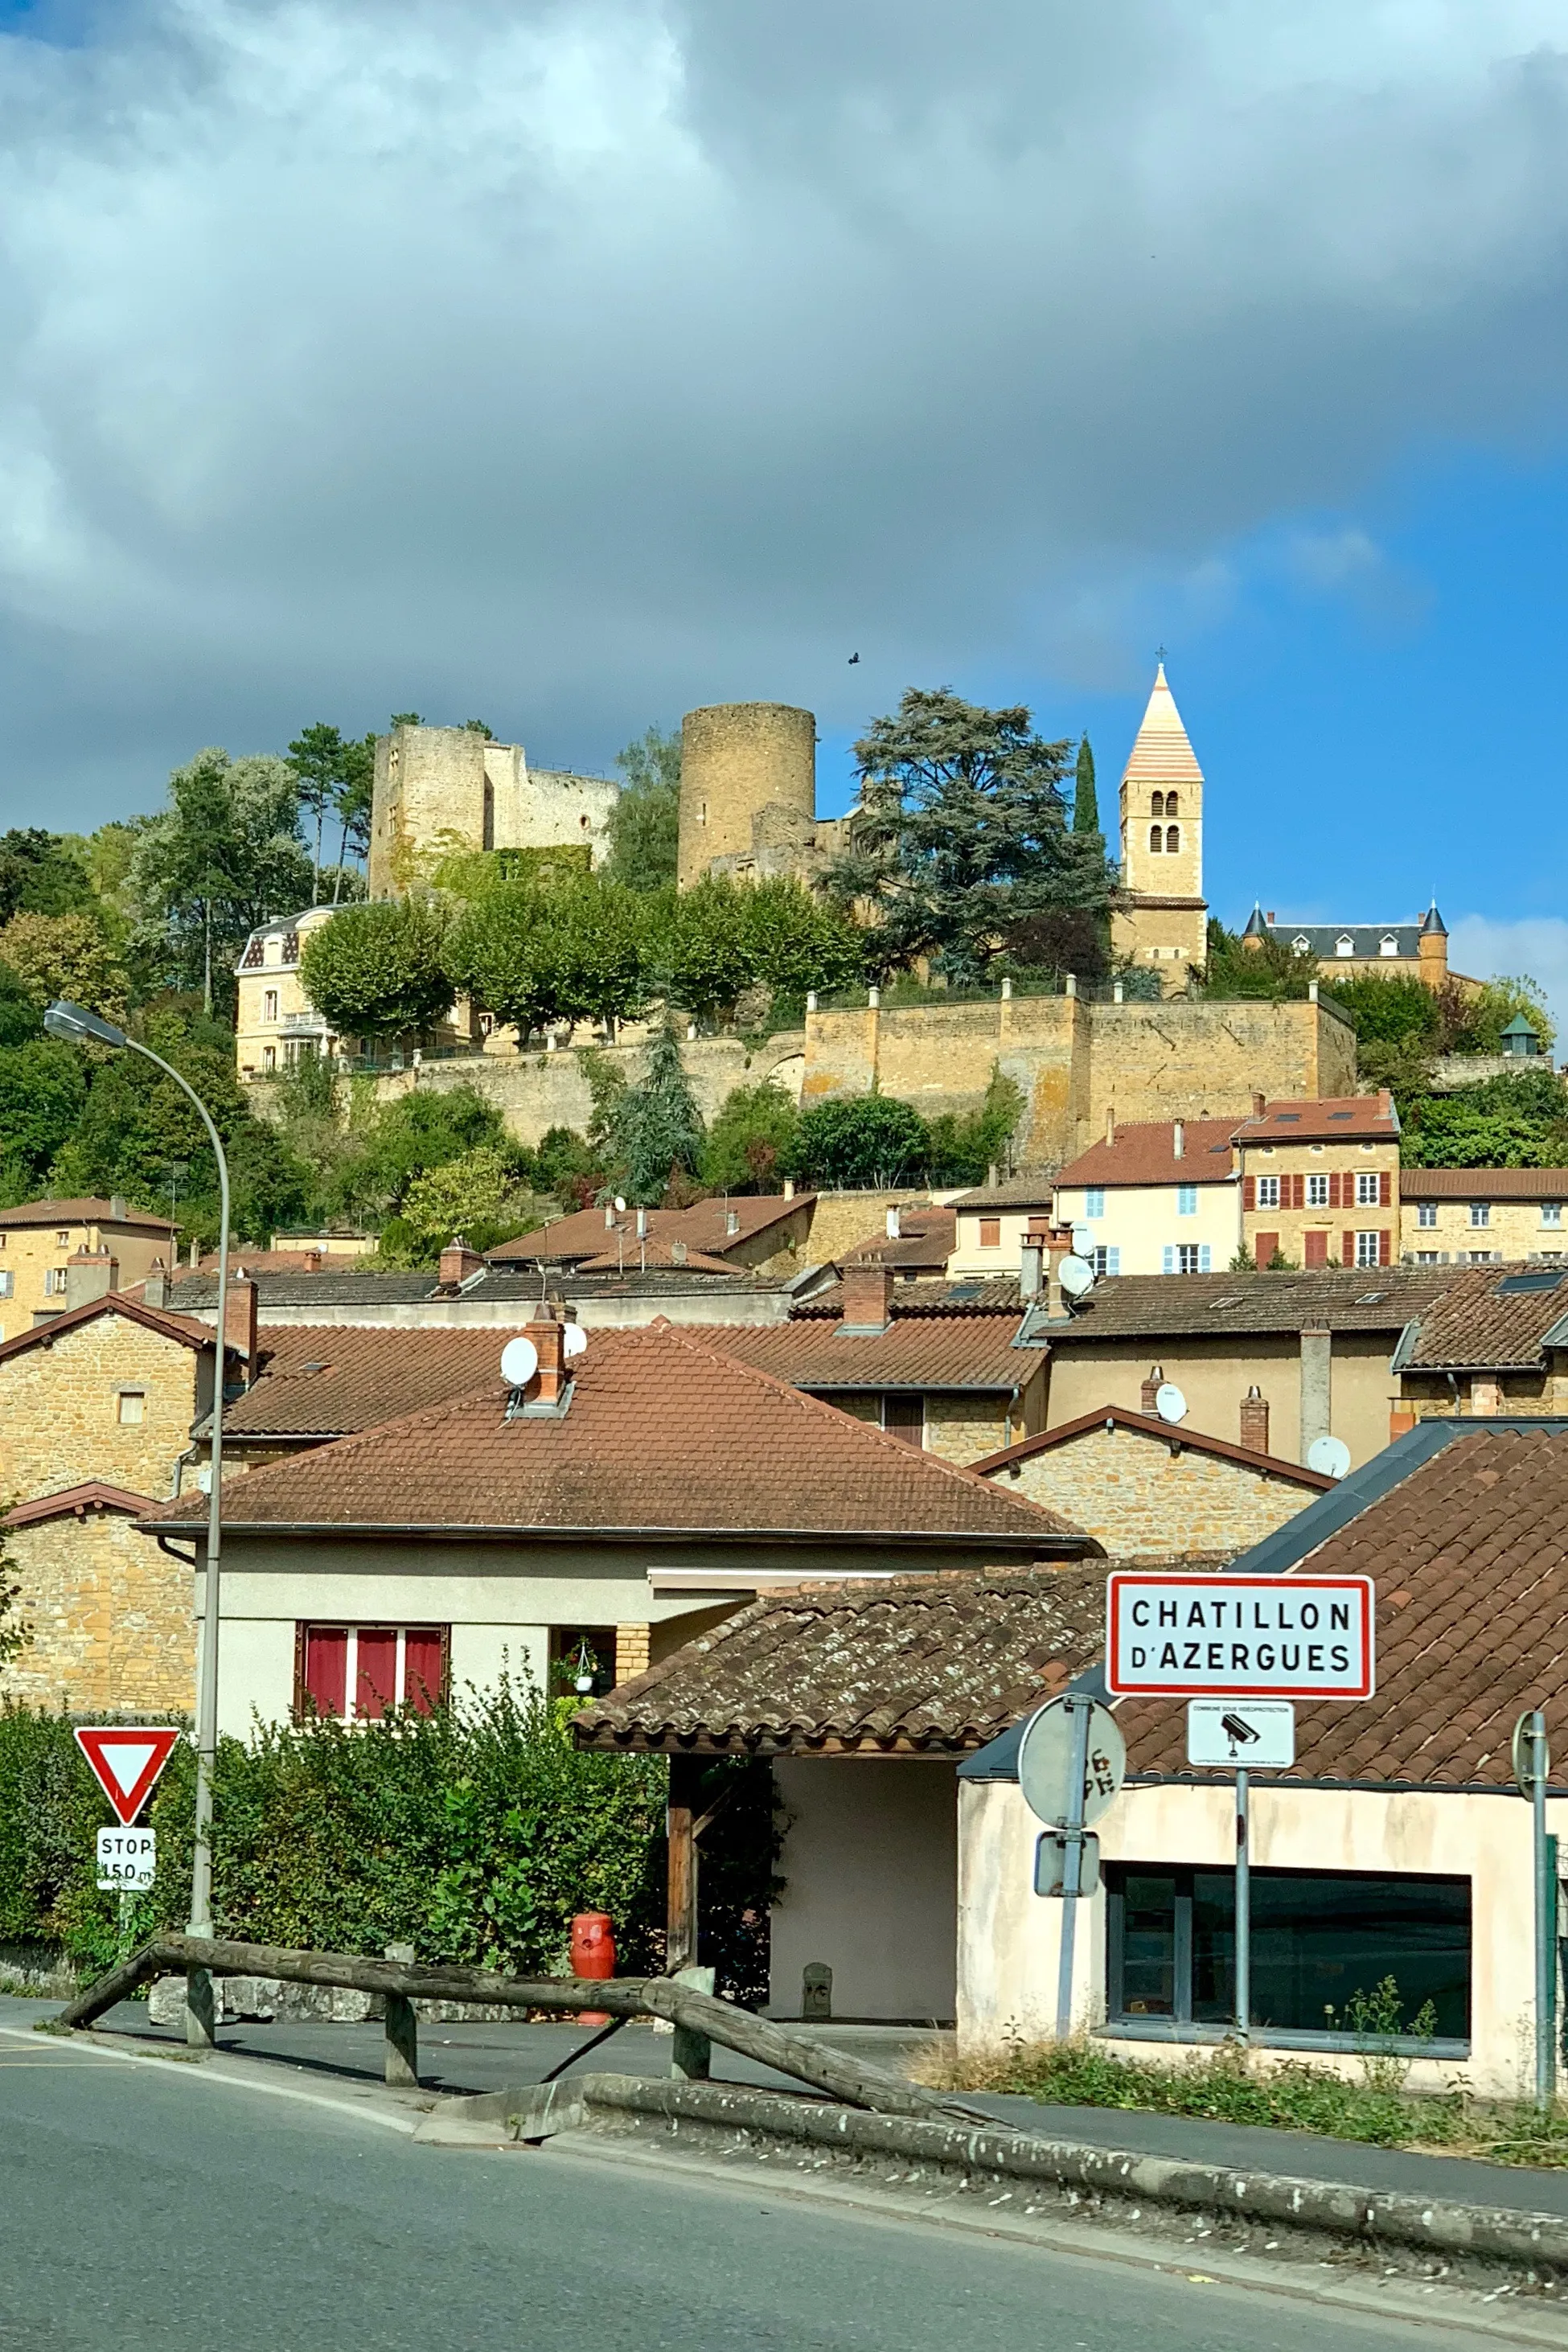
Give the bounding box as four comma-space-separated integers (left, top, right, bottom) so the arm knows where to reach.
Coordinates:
295, 1623, 449, 1721
1105, 1864, 1470, 2042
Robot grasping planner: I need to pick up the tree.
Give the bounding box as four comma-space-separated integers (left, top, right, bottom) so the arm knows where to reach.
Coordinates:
0, 913, 126, 1020
0, 1040, 88, 1180
444, 885, 577, 1040
0, 963, 41, 1046
1400, 1069, 1568, 1169
0, 1521, 30, 1680
129, 750, 313, 1015
1320, 972, 1441, 1047
739, 880, 864, 1006
0, 830, 96, 923
788, 1095, 930, 1188
1454, 975, 1558, 1056
299, 901, 454, 1043
1072, 737, 1099, 835
328, 1086, 507, 1221
332, 736, 376, 897
924, 1066, 1024, 1185
823, 688, 1112, 984
383, 1146, 540, 1262
702, 1082, 801, 1194
662, 876, 754, 1025
1200, 917, 1314, 1003
601, 1026, 704, 1205
605, 725, 680, 893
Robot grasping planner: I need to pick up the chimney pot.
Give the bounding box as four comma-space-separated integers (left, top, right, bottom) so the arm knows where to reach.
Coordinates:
109, 1194, 127, 1222
604, 1204, 615, 1229
726, 1208, 741, 1236
525, 1315, 568, 1405
670, 1239, 688, 1267
636, 1208, 648, 1240
1239, 1384, 1270, 1455
223, 1272, 258, 1373
839, 1260, 894, 1332
1140, 1363, 1164, 1415
1105, 1106, 1115, 1146
1172, 1119, 1184, 1160
885, 1206, 901, 1240
782, 1178, 795, 1199
64, 1248, 117, 1311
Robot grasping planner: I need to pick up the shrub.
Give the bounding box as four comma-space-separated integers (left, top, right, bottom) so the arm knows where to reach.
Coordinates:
789, 1094, 931, 1188
703, 1082, 801, 1194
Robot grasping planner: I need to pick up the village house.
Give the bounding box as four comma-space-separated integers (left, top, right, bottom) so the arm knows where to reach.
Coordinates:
1401, 1168, 1568, 1266
0, 1196, 179, 1340
1053, 1118, 1237, 1278
1240, 900, 1470, 993
1389, 1259, 1568, 1420
944, 1175, 1060, 1277
487, 1191, 817, 1279
138, 1317, 1090, 1735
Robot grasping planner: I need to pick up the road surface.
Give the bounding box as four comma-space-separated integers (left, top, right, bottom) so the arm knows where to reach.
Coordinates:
0, 2030, 1499, 2352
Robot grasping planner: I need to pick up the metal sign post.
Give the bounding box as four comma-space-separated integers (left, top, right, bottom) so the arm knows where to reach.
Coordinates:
1054, 1695, 1094, 2043
1233, 1767, 1250, 2045
1513, 1710, 1555, 2113
1187, 1701, 1295, 2044
1016, 1693, 1126, 2042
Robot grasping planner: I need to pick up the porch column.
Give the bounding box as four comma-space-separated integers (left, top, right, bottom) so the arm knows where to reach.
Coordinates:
667, 1753, 704, 1972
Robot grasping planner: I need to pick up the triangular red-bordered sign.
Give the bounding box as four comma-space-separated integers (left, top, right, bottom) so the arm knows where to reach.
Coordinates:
74, 1727, 182, 1827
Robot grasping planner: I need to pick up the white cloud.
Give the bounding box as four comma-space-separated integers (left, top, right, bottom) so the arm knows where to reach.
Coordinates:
1, 2, 1567, 806
1450, 915, 1568, 1041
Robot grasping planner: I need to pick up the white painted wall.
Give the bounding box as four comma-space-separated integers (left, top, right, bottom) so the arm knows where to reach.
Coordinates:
1057, 1180, 1241, 1278
958, 1774, 1568, 2099
768, 1758, 957, 2023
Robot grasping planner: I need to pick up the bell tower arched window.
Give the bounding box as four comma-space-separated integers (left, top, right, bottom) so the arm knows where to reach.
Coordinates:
1151, 791, 1164, 818
1164, 792, 1178, 818
1165, 824, 1180, 854
1148, 824, 1164, 853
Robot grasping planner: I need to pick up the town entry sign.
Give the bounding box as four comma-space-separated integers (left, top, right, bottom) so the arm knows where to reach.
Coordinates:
1105, 1573, 1375, 1701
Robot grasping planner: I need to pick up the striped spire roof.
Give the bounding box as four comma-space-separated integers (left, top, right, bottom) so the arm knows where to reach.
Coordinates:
1120, 662, 1204, 790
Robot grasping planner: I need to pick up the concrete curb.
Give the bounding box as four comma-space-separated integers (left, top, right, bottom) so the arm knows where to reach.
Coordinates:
464, 2071, 1568, 2284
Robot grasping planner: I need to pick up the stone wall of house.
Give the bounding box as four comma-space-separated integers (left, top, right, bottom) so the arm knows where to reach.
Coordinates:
0, 1320, 204, 1506
5, 1509, 194, 1714
981, 1421, 1322, 1558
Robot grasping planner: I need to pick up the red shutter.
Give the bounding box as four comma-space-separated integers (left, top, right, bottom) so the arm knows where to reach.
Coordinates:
356, 1628, 397, 1718
1254, 1231, 1279, 1268
1303, 1229, 1328, 1268
1243, 1177, 1256, 1210
1379, 1228, 1391, 1266
1291, 1173, 1305, 1209
1328, 1171, 1340, 1208
404, 1628, 448, 1714
302, 1626, 347, 1718
1380, 1170, 1391, 1208
1341, 1230, 1356, 1266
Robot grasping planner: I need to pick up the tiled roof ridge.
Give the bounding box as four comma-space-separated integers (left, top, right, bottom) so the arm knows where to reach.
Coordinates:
6, 1480, 160, 1527
971, 1403, 1336, 1488
0, 1196, 178, 1229
0, 1290, 222, 1369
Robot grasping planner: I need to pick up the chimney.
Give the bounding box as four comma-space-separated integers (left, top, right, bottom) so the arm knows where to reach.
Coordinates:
188, 1237, 200, 1268
839, 1260, 894, 1332
782, 1178, 795, 1199
303, 1248, 324, 1275
526, 1315, 568, 1406
885, 1205, 901, 1241
437, 1241, 484, 1288
1239, 1385, 1270, 1455
223, 1273, 258, 1369
604, 1204, 615, 1229
1172, 1119, 1184, 1160
1251, 1090, 1266, 1119
636, 1208, 648, 1241
1140, 1363, 1164, 1415
1020, 1218, 1050, 1301
109, 1194, 128, 1222
987, 1163, 999, 1189
65, 1247, 116, 1311
670, 1239, 688, 1267
142, 1258, 168, 1310
1105, 1106, 1115, 1147
726, 1208, 741, 1237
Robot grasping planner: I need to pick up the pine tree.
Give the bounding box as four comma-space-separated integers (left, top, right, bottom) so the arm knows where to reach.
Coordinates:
1073, 736, 1099, 835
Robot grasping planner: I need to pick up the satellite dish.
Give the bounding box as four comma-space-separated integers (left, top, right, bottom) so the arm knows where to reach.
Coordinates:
500, 1336, 539, 1389
1307, 1434, 1351, 1480
613, 1197, 626, 1213
1155, 1381, 1188, 1424
1057, 1254, 1096, 1299
1071, 1226, 1094, 1254
562, 1322, 588, 1361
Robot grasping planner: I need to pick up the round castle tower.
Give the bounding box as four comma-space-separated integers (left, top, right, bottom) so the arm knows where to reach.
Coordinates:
677, 702, 815, 889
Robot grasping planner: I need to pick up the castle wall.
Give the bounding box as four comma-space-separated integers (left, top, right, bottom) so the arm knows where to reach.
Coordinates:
678, 703, 815, 889
368, 729, 620, 897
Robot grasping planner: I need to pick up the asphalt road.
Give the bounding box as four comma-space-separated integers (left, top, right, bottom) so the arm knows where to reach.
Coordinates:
0, 2032, 1480, 2352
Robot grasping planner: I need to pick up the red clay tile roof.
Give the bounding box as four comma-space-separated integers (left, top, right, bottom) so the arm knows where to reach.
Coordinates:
1401, 1168, 1568, 1201
143, 1324, 1089, 1546
1120, 1429, 1568, 1789
971, 1405, 1334, 1488
0, 1197, 177, 1232
667, 1195, 815, 1254
947, 1173, 1061, 1210
5, 1482, 158, 1527
215, 1325, 530, 1439
573, 1565, 1110, 1753
838, 1209, 955, 1273
1233, 1092, 1398, 1145
714, 1315, 1035, 1393
1397, 1262, 1568, 1372
489, 1194, 812, 1267
0, 1292, 224, 1369
1057, 1119, 1239, 1190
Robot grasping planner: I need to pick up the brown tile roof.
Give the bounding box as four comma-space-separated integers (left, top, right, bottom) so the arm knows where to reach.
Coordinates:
143, 1324, 1089, 1547
1401, 1168, 1568, 1202
5, 1482, 158, 1527
1397, 1262, 1568, 1372
490, 1205, 638, 1263
573, 1565, 1110, 1753
1044, 1266, 1457, 1342
667, 1195, 815, 1254
947, 1172, 1061, 1211
196, 1248, 376, 1275
971, 1404, 1334, 1489
794, 1277, 1025, 1320
713, 1315, 1036, 1393
0, 1291, 224, 1369
838, 1209, 955, 1272
0, 1197, 177, 1232
214, 1325, 528, 1439
1057, 1119, 1238, 1190
1120, 1429, 1568, 1789
489, 1194, 813, 1268
1233, 1091, 1398, 1145
573, 1238, 741, 1275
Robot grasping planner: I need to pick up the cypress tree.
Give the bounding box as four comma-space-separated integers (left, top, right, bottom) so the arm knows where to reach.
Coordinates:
1072, 736, 1099, 835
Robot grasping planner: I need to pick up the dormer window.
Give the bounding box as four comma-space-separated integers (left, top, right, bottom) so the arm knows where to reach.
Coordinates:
1292, 934, 1310, 954
1379, 934, 1398, 957
1335, 934, 1354, 957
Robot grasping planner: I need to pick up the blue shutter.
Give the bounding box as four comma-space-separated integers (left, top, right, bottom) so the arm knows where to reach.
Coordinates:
1107, 1248, 1120, 1276
1200, 1244, 1212, 1272
1162, 1246, 1175, 1275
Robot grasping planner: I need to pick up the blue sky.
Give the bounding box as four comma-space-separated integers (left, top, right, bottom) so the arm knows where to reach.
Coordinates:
2, 2, 1568, 1011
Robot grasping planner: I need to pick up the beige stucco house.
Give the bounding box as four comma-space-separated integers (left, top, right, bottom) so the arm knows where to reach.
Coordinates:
1401, 1168, 1568, 1266
0, 1196, 179, 1340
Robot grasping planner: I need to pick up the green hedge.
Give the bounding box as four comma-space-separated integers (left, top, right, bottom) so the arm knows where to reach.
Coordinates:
0, 1689, 778, 2000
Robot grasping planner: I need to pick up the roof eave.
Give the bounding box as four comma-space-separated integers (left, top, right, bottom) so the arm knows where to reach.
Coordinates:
132, 1517, 1094, 1550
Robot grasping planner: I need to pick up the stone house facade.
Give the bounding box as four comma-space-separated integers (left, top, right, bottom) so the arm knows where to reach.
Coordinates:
0, 1197, 178, 1340
1400, 1168, 1568, 1266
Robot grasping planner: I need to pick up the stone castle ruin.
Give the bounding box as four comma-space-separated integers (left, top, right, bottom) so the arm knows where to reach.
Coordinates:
367, 724, 622, 898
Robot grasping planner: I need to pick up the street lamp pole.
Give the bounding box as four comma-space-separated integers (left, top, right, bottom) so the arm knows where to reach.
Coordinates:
44, 1002, 230, 2028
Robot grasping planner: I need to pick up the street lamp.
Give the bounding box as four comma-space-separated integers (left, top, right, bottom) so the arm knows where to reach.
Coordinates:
44, 1001, 231, 2028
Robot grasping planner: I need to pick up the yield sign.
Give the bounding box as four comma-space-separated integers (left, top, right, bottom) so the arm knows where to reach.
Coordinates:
74, 1727, 182, 1827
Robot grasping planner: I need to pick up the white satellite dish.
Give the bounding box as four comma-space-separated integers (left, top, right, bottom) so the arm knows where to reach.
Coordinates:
1307, 1433, 1352, 1480
500, 1336, 539, 1389
1057, 1254, 1096, 1299
561, 1322, 588, 1361
613, 1196, 626, 1213
1071, 1226, 1094, 1254
1155, 1381, 1188, 1424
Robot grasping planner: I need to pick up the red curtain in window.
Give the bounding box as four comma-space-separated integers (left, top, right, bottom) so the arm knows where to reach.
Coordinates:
404, 1629, 447, 1714
356, 1628, 398, 1718
302, 1626, 347, 1718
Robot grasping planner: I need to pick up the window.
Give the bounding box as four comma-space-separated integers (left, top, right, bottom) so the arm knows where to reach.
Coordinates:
296, 1624, 449, 1721
1088, 1246, 1120, 1278
1105, 1866, 1469, 2042
1255, 1175, 1280, 1209
1467, 1250, 1501, 1264
1291, 935, 1311, 954
262, 989, 279, 1022
1303, 1229, 1328, 1268
0, 1270, 11, 1299
1545, 1204, 1563, 1229
117, 1389, 146, 1426
1148, 824, 1163, 852
1084, 1188, 1105, 1221
1164, 1242, 1210, 1274
1380, 934, 1398, 957
1356, 1171, 1381, 1207
978, 1217, 1001, 1249
1164, 793, 1178, 819
1414, 1251, 1440, 1264
1469, 1202, 1491, 1228
262, 1045, 277, 1073
1335, 934, 1354, 957
1306, 1174, 1328, 1208
1165, 825, 1180, 853
1417, 1202, 1438, 1228
43, 1267, 68, 1295
1355, 1229, 1384, 1268
1151, 791, 1165, 817
882, 1394, 925, 1447
1176, 1184, 1197, 1217
55, 1229, 70, 1248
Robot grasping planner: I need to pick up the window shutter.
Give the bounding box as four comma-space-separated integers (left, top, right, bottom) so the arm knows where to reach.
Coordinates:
1162, 1246, 1175, 1274
1379, 1228, 1391, 1266
302, 1626, 347, 1719
404, 1628, 448, 1715
1107, 1248, 1120, 1275
356, 1628, 397, 1719
1200, 1245, 1211, 1272
1341, 1230, 1355, 1266
1328, 1171, 1340, 1208
1291, 1173, 1304, 1209
1380, 1170, 1391, 1207
1243, 1178, 1255, 1210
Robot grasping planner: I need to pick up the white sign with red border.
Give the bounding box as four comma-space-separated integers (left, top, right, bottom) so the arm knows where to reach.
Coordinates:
1106, 1574, 1375, 1701
74, 1727, 182, 1827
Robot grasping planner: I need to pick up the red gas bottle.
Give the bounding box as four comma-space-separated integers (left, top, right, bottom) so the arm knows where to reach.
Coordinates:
571, 1910, 614, 2025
